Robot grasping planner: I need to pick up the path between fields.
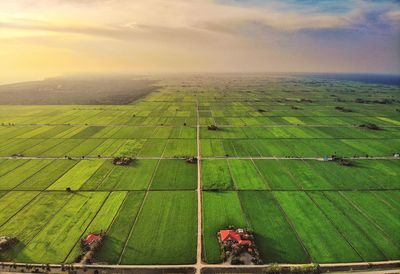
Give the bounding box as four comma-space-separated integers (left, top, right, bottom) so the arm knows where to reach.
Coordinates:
196, 98, 203, 272
1, 123, 400, 128
1, 156, 399, 161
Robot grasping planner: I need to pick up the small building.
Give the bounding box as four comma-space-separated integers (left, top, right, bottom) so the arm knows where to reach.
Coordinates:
78, 232, 105, 264
219, 230, 242, 243
217, 228, 261, 265
83, 234, 103, 246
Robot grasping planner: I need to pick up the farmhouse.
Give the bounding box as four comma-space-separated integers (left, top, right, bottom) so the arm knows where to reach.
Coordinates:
219, 229, 253, 246
76, 232, 105, 264
83, 233, 103, 246
217, 228, 262, 265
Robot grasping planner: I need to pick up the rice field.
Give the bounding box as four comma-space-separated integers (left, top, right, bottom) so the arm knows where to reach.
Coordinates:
0, 75, 399, 265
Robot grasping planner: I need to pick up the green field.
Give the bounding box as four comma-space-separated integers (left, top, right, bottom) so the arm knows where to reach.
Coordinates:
0, 75, 399, 265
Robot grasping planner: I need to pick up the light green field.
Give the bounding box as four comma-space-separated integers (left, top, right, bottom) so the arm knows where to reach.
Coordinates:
48, 160, 105, 190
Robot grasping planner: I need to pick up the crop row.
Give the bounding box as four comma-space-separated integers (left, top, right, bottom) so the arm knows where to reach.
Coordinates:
0, 138, 197, 157
201, 138, 400, 157
0, 191, 197, 264
201, 116, 400, 126
0, 126, 196, 140
200, 126, 400, 139
0, 159, 197, 191
202, 159, 400, 190
2, 124, 400, 140
202, 191, 400, 264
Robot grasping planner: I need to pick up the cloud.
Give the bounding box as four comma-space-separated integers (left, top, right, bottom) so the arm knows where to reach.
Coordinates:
1, 0, 398, 39
0, 0, 398, 81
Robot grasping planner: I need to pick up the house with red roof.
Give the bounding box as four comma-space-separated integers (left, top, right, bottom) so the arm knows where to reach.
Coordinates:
218, 229, 253, 246
217, 228, 262, 265
219, 230, 242, 243
83, 234, 103, 246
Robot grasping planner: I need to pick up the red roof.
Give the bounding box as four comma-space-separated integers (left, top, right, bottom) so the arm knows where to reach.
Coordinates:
84, 234, 102, 245
239, 240, 252, 246
219, 230, 241, 242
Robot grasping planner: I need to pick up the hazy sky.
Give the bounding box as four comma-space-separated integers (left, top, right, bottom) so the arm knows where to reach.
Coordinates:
0, 0, 399, 83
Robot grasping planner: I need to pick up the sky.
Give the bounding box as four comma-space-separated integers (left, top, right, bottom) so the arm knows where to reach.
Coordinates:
0, 0, 399, 83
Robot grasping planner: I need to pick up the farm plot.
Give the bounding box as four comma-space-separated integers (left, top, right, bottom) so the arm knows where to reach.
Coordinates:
0, 160, 53, 190
308, 192, 389, 262
95, 191, 145, 263
273, 192, 361, 263
66, 139, 106, 156
201, 160, 268, 190
371, 191, 400, 209
201, 126, 400, 139
138, 139, 167, 157
201, 160, 233, 190
340, 191, 400, 245
202, 191, 247, 263
201, 138, 400, 157
0, 192, 72, 262
48, 160, 104, 190
323, 192, 400, 260
40, 139, 85, 157
120, 191, 197, 264
163, 139, 197, 157
97, 160, 158, 190
0, 191, 39, 226
227, 160, 268, 190
151, 160, 197, 190
252, 160, 399, 190
114, 139, 147, 156
70, 126, 105, 138
65, 191, 127, 263
32, 126, 74, 138
14, 191, 108, 263
16, 160, 78, 190
79, 160, 115, 190
15, 126, 60, 139
238, 191, 309, 263
87, 139, 126, 157
54, 126, 89, 138
0, 138, 44, 156
0, 159, 29, 177
22, 139, 65, 156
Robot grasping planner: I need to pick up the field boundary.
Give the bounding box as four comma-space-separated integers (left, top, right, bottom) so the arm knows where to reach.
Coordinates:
338, 192, 396, 244
250, 158, 271, 189
305, 192, 365, 262
196, 97, 203, 269
267, 192, 313, 263
1, 156, 400, 160
321, 192, 389, 261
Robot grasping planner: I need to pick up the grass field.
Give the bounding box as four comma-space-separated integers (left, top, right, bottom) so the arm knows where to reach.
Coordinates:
0, 75, 398, 265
